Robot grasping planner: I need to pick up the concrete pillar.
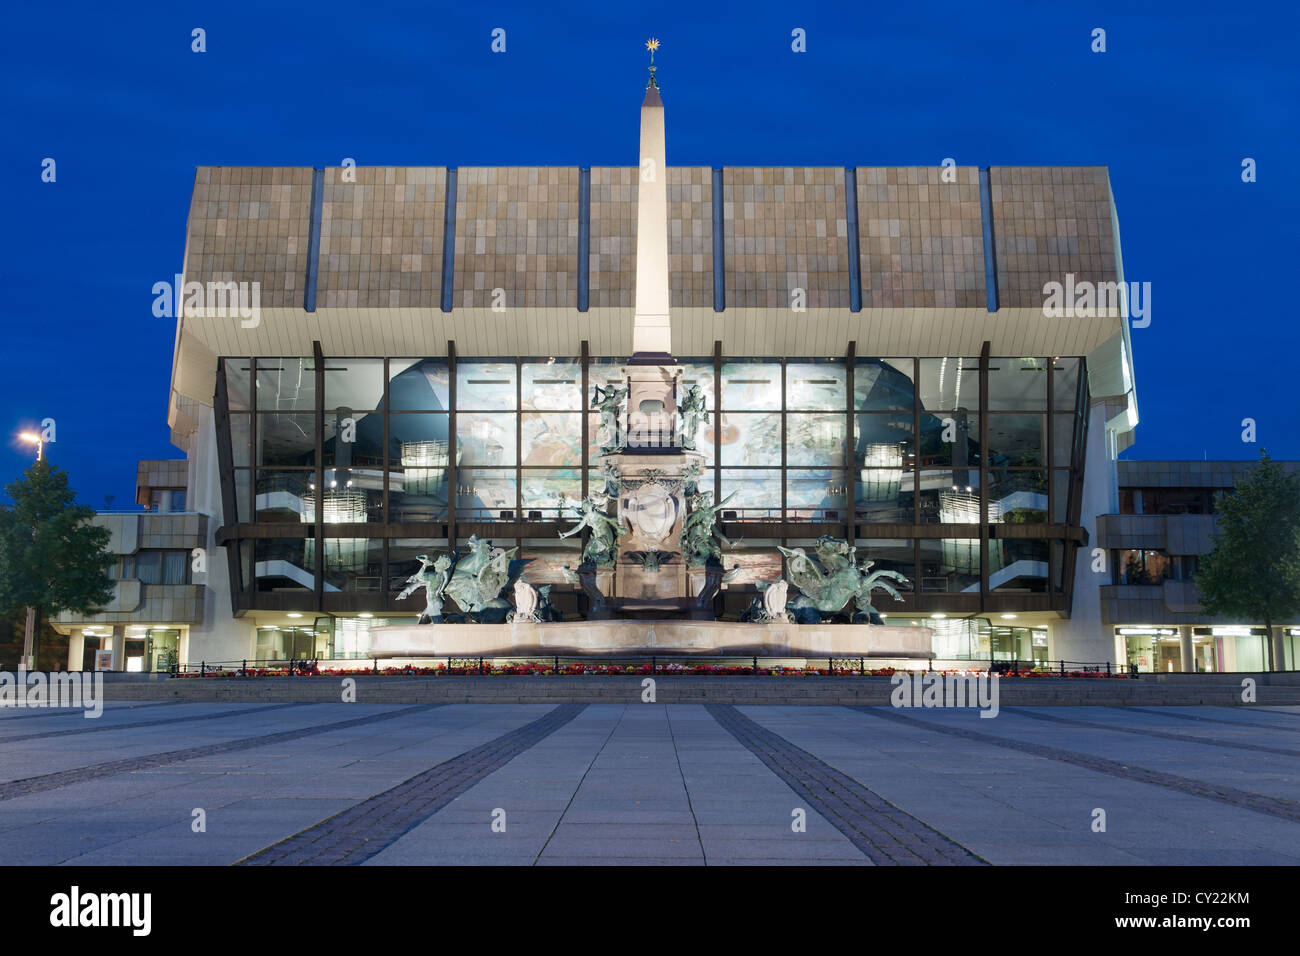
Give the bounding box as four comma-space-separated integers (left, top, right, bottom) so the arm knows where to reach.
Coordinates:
1179, 625, 1194, 673
1273, 626, 1288, 672
108, 626, 124, 671
67, 631, 86, 672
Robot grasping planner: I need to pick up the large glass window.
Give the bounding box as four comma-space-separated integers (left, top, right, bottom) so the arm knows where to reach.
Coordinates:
521, 470, 582, 514
918, 412, 979, 468
457, 468, 517, 518
224, 360, 252, 410
254, 538, 314, 592
254, 469, 313, 521
1052, 357, 1081, 409
786, 413, 846, 466
918, 357, 979, 411
920, 538, 981, 593
318, 538, 382, 593
1052, 414, 1075, 466
257, 413, 316, 467
389, 359, 450, 411
522, 359, 581, 410
786, 360, 845, 410
231, 470, 251, 523
989, 469, 1048, 524
521, 412, 582, 466
720, 413, 782, 466
229, 414, 251, 467
720, 469, 782, 517
324, 358, 385, 410
992, 539, 1048, 592
786, 469, 847, 516
458, 361, 517, 410
255, 359, 316, 410
987, 357, 1048, 410
218, 352, 1090, 609
986, 414, 1047, 467
854, 358, 915, 412
322, 409, 385, 467
457, 412, 517, 466
721, 361, 782, 410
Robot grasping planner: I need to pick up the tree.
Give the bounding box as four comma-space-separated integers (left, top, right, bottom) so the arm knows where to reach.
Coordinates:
1196, 450, 1300, 671
0, 459, 115, 669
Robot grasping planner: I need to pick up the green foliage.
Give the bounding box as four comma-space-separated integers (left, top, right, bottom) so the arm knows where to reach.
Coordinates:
1196, 450, 1300, 644
0, 459, 116, 619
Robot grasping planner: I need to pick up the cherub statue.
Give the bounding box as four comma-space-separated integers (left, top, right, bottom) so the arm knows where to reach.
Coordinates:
600, 458, 622, 496
682, 460, 702, 496
397, 553, 453, 624
677, 384, 709, 451
558, 494, 629, 566
592, 383, 628, 452
682, 490, 735, 566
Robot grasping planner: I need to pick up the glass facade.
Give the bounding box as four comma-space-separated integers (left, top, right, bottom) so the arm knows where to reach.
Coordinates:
216, 353, 1089, 622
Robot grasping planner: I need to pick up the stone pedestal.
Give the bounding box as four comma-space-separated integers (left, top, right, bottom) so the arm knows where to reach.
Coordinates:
606, 451, 704, 605
622, 364, 681, 449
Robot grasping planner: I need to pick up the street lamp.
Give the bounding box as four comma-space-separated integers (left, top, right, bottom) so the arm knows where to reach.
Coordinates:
18, 432, 43, 461
15, 431, 44, 669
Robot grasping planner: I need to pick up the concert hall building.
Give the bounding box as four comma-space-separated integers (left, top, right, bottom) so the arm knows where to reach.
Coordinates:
61, 72, 1157, 671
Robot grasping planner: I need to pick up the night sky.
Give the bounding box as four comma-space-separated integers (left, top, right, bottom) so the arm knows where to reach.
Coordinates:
4, 0, 1296, 508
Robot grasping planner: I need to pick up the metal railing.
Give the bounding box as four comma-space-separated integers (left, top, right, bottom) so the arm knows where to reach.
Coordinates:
168, 655, 1137, 679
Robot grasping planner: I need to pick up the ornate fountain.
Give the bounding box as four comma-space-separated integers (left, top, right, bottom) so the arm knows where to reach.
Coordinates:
365, 45, 934, 661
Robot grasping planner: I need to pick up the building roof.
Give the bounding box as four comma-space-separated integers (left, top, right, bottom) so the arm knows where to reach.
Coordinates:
169, 162, 1136, 453
1118, 459, 1300, 488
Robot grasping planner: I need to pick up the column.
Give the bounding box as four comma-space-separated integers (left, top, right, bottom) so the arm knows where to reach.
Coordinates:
67, 630, 86, 672
1179, 625, 1194, 673
108, 626, 124, 671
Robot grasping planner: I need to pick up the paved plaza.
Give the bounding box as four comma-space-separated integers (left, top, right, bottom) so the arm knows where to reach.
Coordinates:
0, 701, 1297, 866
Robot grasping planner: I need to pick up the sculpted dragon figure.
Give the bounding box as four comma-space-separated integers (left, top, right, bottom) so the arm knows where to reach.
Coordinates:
441, 535, 531, 622
777, 536, 910, 623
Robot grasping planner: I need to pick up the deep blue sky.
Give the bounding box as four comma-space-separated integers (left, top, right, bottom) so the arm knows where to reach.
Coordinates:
3, 0, 1297, 507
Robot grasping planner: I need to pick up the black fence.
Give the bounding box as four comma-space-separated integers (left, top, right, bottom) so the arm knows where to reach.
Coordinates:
169, 655, 1138, 679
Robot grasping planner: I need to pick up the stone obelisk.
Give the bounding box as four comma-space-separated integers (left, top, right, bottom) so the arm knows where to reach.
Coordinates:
631, 40, 671, 360
623, 37, 681, 447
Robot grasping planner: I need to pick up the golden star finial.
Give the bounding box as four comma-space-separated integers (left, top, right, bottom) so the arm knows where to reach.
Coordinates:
645, 37, 661, 89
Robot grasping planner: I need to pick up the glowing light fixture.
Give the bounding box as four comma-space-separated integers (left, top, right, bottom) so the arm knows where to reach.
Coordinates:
302, 489, 368, 572
401, 439, 450, 494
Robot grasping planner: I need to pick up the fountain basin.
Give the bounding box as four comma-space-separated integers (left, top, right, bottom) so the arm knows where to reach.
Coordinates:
368, 620, 934, 659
